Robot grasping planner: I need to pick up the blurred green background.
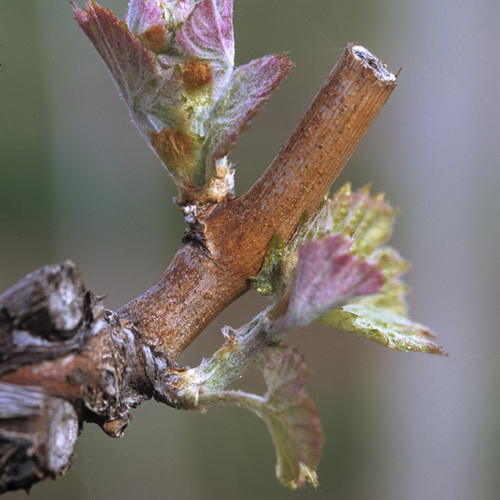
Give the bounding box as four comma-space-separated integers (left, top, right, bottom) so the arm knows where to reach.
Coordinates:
1, 0, 499, 499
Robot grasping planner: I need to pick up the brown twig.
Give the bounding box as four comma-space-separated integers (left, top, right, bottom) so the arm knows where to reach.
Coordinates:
117, 44, 397, 360
0, 262, 156, 491
1, 43, 397, 493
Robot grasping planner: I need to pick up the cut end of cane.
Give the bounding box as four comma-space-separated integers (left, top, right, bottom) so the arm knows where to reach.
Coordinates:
349, 44, 397, 83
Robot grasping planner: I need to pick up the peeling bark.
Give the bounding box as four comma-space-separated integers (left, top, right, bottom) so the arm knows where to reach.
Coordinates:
0, 262, 166, 492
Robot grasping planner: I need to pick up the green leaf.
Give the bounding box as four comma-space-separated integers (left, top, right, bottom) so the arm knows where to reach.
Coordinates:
364, 247, 410, 315
329, 183, 397, 256
252, 347, 324, 489
294, 183, 397, 257
293, 184, 445, 355
249, 234, 285, 296
317, 303, 445, 355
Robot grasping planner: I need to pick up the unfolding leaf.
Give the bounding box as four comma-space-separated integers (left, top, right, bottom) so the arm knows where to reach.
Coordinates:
253, 347, 323, 489
317, 303, 445, 355
175, 0, 234, 96
293, 183, 397, 257
127, 0, 194, 37
205, 53, 293, 161
74, 0, 291, 197
252, 184, 442, 354
73, 0, 183, 136
313, 243, 445, 354
126, 0, 166, 37
275, 233, 383, 331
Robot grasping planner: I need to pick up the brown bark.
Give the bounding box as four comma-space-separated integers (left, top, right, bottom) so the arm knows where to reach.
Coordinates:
0, 262, 155, 492
117, 44, 397, 360
1, 44, 397, 492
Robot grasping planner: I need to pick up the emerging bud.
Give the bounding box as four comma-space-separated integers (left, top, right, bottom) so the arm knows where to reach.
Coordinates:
73, 0, 293, 205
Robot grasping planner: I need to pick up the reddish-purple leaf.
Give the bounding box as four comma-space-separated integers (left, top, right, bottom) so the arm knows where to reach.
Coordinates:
276, 233, 383, 331
126, 0, 165, 36
175, 0, 234, 95
206, 53, 293, 160
73, 1, 183, 136
256, 347, 323, 489
176, 0, 233, 61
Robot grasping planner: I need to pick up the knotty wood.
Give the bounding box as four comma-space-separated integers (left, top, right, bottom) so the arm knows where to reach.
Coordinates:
1, 44, 396, 492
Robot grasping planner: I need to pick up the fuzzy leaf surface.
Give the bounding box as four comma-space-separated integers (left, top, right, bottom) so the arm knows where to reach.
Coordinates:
317, 304, 445, 355
275, 234, 383, 331
127, 0, 195, 36
252, 347, 323, 489
204, 53, 293, 162
126, 0, 166, 36
73, 1, 183, 135
175, 0, 234, 96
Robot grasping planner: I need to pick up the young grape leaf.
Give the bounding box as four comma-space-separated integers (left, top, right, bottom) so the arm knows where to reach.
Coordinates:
275, 233, 384, 331
317, 303, 445, 355
126, 0, 166, 38
205, 53, 293, 163
283, 184, 444, 354
73, 1, 184, 137
74, 0, 292, 196
248, 347, 324, 489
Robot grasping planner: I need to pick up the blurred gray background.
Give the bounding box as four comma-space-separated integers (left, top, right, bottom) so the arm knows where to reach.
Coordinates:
1, 0, 499, 499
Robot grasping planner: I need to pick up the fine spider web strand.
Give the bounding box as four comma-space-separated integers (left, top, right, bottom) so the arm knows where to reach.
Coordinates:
271, 0, 343, 53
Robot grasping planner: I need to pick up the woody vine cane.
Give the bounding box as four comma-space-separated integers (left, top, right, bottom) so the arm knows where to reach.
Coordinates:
0, 0, 444, 493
